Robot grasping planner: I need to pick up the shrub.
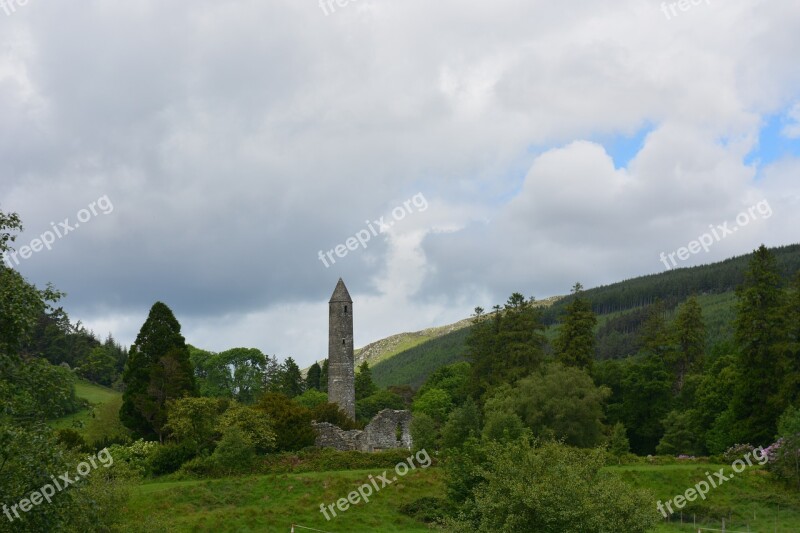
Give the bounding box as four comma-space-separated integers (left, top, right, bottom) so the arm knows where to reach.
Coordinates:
399, 497, 454, 523
211, 427, 256, 475
148, 442, 197, 476
54, 428, 89, 452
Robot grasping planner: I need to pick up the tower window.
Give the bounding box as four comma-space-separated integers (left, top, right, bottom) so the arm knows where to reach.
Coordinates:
344, 305, 348, 313
342, 338, 346, 345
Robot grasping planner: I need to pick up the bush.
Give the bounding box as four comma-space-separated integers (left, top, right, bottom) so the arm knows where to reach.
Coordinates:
148, 442, 197, 476
106, 439, 159, 476
399, 497, 454, 523
210, 427, 256, 475
54, 428, 89, 452
445, 437, 657, 532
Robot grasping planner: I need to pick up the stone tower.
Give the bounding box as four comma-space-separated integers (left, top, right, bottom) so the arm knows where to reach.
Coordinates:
328, 278, 355, 419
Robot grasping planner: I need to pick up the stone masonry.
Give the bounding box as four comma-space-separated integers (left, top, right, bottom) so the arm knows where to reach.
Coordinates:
312, 409, 412, 452
328, 278, 355, 420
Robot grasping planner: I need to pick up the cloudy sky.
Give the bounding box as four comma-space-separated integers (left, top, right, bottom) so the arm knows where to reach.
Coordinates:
1, 0, 799, 367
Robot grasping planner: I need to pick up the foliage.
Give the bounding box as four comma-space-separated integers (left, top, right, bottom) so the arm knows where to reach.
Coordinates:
209, 427, 256, 475
293, 388, 328, 410
732, 245, 787, 445
417, 361, 471, 408
412, 387, 454, 424
147, 441, 197, 476
310, 401, 361, 430
305, 361, 322, 391
484, 363, 610, 447
441, 397, 482, 451
410, 413, 439, 454
164, 397, 225, 453
255, 392, 315, 451
216, 402, 276, 454
554, 282, 597, 370
121, 302, 196, 441
608, 422, 630, 458
355, 389, 405, 423
444, 437, 658, 533
106, 439, 160, 476
656, 409, 703, 456
467, 294, 548, 402
354, 360, 377, 400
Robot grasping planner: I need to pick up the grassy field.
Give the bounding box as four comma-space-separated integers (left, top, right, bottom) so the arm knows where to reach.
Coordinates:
50, 379, 128, 444
114, 462, 799, 532
119, 468, 444, 532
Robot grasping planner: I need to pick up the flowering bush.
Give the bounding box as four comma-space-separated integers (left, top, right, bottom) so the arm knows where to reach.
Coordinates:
106, 439, 159, 476
723, 443, 756, 463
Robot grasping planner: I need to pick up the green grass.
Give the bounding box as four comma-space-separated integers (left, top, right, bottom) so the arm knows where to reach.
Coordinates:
608, 463, 800, 532
114, 461, 800, 532
50, 379, 128, 444
119, 468, 445, 532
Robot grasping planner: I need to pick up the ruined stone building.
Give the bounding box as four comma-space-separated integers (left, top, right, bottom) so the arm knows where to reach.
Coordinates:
313, 279, 412, 452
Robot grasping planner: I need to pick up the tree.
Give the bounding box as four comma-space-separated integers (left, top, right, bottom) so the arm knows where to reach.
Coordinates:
484, 363, 610, 448
216, 403, 276, 454
638, 300, 670, 359
619, 357, 673, 454
164, 397, 223, 453
554, 283, 597, 370
656, 410, 703, 456
275, 357, 304, 398
445, 438, 657, 533
356, 389, 405, 423
669, 296, 705, 393
732, 245, 786, 444
77, 345, 118, 386
355, 361, 377, 400
608, 422, 630, 461
255, 392, 316, 451
121, 302, 196, 440
412, 388, 454, 424
294, 388, 329, 410
467, 294, 547, 402
319, 358, 329, 393
306, 361, 322, 391
439, 397, 481, 451
410, 413, 439, 453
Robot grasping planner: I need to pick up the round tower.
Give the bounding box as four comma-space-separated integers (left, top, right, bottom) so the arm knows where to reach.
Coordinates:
328, 278, 355, 419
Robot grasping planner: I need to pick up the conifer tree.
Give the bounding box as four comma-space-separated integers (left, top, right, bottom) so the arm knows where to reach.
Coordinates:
355, 360, 377, 400
306, 361, 322, 391
669, 296, 705, 392
121, 301, 196, 440
555, 283, 597, 370
732, 245, 785, 444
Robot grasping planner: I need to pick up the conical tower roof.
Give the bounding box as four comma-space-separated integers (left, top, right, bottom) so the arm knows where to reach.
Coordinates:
329, 278, 353, 303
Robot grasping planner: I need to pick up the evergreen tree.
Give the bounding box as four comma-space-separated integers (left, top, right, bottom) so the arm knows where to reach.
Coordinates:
467, 294, 547, 402
732, 245, 785, 444
669, 296, 705, 393
306, 361, 322, 391
121, 302, 196, 440
319, 358, 329, 393
355, 360, 377, 400
276, 357, 304, 398
638, 300, 670, 359
554, 283, 597, 370
778, 271, 800, 406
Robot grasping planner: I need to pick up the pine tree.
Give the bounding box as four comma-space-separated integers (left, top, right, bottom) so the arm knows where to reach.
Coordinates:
669, 296, 705, 393
732, 245, 785, 445
555, 283, 597, 370
355, 361, 377, 400
306, 361, 322, 391
277, 357, 304, 398
121, 302, 196, 440
319, 358, 329, 393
